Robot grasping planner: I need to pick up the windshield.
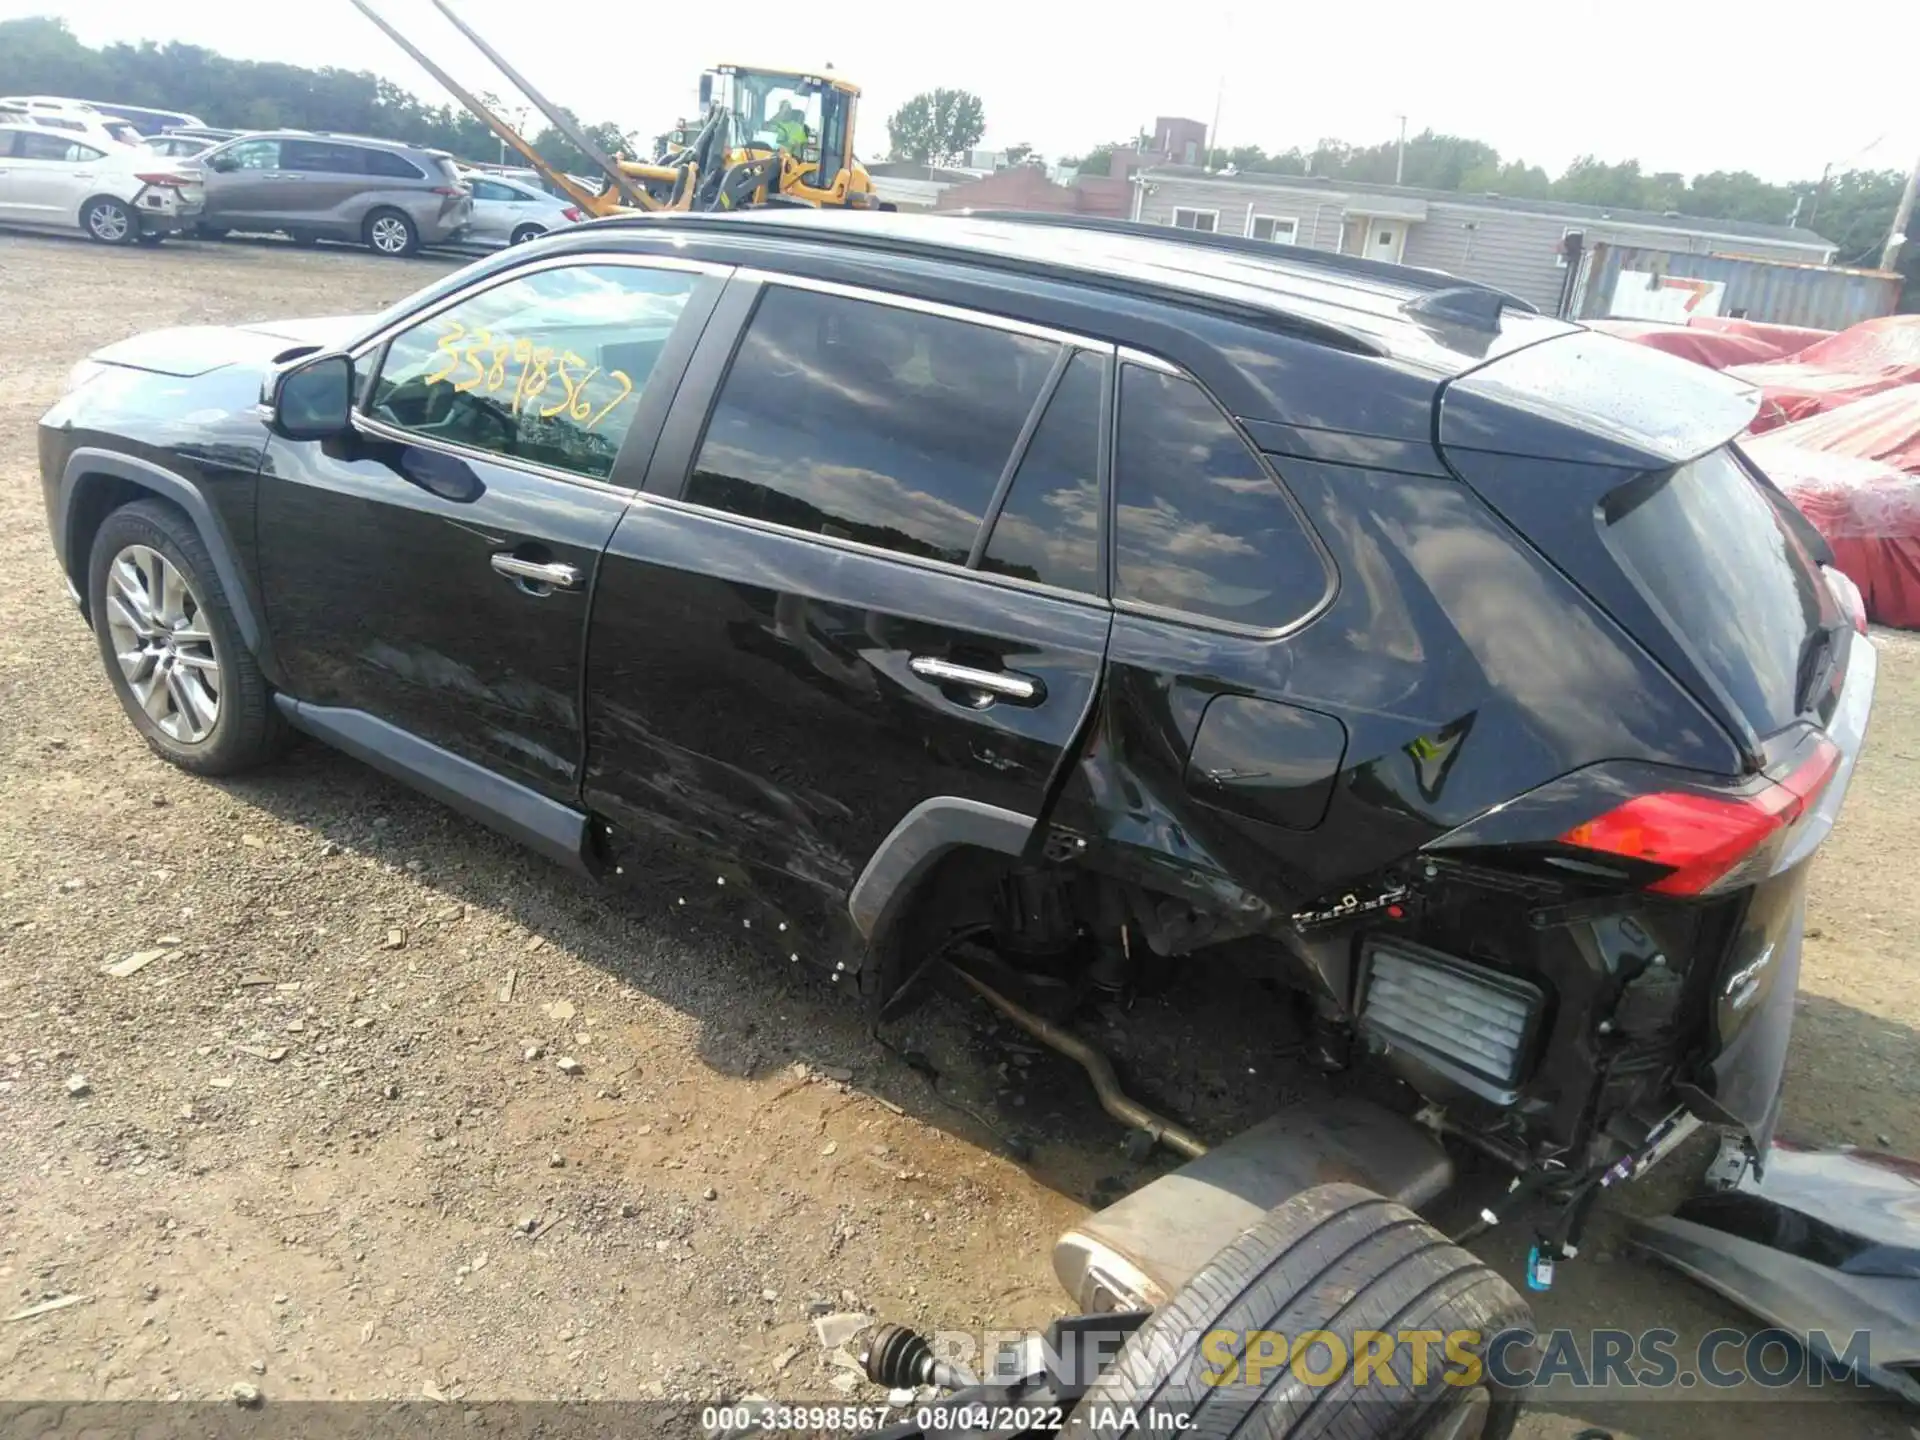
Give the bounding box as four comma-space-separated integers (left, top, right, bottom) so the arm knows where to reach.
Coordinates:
728, 72, 820, 160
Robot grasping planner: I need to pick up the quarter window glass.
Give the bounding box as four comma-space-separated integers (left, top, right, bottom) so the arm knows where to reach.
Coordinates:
363, 149, 424, 179
1114, 366, 1325, 627
366, 264, 704, 483
687, 287, 1056, 566
980, 350, 1103, 593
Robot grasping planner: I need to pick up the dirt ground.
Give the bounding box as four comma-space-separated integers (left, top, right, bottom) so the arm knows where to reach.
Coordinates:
1, 231, 1917, 1440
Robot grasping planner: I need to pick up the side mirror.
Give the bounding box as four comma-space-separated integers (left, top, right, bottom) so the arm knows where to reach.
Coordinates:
207, 152, 238, 173
266, 353, 353, 440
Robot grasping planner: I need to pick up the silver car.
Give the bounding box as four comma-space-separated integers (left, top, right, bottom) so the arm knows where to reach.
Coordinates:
459, 172, 583, 248
192, 131, 472, 257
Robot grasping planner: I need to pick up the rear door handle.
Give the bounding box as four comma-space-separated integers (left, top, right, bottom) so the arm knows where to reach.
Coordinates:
491, 553, 581, 591
910, 656, 1042, 703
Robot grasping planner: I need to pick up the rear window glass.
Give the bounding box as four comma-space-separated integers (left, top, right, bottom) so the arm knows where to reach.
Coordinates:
1604, 447, 1826, 733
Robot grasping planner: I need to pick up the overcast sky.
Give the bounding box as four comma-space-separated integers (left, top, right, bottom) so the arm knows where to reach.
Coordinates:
12, 0, 1916, 185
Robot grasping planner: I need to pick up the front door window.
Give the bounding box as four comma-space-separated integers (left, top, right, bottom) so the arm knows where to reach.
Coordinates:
367, 263, 706, 483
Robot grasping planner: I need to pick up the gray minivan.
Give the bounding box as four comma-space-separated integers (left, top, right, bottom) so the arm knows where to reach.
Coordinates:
193, 132, 471, 256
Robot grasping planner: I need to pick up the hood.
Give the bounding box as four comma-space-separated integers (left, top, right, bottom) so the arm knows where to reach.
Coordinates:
88, 315, 374, 379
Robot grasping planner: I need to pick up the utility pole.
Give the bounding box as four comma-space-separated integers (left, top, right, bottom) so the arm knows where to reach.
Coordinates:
1881, 149, 1920, 272
1394, 114, 1408, 185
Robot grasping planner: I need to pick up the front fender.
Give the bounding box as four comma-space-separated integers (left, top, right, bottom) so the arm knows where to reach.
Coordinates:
57, 447, 277, 678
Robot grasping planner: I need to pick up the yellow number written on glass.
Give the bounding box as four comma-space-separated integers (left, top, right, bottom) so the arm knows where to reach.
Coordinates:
421, 320, 466, 385
417, 327, 636, 431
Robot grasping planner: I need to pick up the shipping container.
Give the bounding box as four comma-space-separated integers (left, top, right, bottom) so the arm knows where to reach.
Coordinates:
1567, 242, 1901, 330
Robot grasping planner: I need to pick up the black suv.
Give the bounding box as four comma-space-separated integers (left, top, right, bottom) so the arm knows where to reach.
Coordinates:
39, 211, 1875, 1262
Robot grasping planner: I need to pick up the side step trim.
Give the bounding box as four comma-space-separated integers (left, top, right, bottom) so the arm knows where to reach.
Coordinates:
275, 697, 593, 877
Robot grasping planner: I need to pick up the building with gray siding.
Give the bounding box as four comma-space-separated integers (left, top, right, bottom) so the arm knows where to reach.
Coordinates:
1130, 167, 1836, 314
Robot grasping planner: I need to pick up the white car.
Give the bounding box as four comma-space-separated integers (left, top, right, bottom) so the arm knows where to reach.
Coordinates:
458, 171, 584, 248
0, 100, 142, 152
0, 124, 204, 244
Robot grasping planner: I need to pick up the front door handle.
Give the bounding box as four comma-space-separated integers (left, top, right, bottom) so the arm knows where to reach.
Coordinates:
490, 553, 581, 591
909, 656, 1041, 703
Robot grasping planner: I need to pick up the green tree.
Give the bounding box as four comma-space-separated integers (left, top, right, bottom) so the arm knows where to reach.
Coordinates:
885, 88, 986, 166
0, 15, 629, 170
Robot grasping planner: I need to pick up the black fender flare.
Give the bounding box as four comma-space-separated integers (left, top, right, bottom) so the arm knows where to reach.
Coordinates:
847, 796, 1036, 945
59, 447, 269, 660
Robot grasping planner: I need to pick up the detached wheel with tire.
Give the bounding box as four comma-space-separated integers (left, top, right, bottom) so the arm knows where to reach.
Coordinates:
1071, 1183, 1534, 1440
364, 207, 419, 257
87, 500, 286, 777
81, 196, 137, 245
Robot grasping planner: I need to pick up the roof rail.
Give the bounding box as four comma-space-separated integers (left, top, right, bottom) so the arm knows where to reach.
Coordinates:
574, 211, 1390, 357
961, 211, 1540, 315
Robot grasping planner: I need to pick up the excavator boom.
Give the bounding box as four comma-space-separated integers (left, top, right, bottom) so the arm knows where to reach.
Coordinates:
423, 0, 649, 211
346, 0, 641, 214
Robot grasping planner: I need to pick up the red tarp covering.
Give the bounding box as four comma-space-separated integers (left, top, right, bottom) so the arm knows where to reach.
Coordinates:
1746, 395, 1920, 629
1686, 316, 1835, 357
1730, 315, 1920, 432
1587, 320, 1785, 369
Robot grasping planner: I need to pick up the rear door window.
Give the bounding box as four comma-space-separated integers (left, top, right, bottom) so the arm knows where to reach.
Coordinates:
1603, 447, 1826, 733
979, 349, 1104, 593
282, 140, 366, 174
1113, 365, 1329, 628
686, 285, 1057, 567
365, 263, 709, 483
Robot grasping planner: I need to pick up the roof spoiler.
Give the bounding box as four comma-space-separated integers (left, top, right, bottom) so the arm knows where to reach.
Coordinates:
962, 210, 1540, 315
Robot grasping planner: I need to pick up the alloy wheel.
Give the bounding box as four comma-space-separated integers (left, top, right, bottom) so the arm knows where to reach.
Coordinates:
370, 216, 411, 253
87, 201, 130, 243
104, 544, 222, 744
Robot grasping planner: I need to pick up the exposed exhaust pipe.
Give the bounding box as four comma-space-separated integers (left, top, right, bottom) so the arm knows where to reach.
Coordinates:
950, 968, 1208, 1160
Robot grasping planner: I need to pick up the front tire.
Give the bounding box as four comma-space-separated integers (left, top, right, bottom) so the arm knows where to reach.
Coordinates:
1070, 1183, 1534, 1439
364, 207, 419, 257
82, 196, 137, 245
87, 500, 286, 776
509, 224, 546, 245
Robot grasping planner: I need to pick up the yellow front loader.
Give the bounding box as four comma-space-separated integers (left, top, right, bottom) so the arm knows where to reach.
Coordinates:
350, 0, 881, 216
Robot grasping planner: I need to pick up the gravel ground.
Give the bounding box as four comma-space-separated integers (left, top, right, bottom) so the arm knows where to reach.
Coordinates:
2, 230, 1917, 1440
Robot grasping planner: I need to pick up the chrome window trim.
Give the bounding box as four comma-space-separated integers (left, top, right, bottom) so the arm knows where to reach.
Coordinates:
634, 491, 1113, 612
350, 412, 637, 499
735, 267, 1113, 352
346, 252, 735, 363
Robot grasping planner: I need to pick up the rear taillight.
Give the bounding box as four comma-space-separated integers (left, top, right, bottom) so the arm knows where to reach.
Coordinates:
562, 206, 583, 222
432, 185, 464, 196
1824, 566, 1868, 635
1559, 738, 1842, 895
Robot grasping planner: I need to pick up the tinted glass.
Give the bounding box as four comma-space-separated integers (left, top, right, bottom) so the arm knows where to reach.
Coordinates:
1114, 366, 1326, 628
1605, 447, 1824, 732
688, 287, 1056, 566
471, 179, 514, 201
367, 263, 703, 483
980, 350, 1103, 593
0, 129, 18, 159
363, 148, 424, 179
282, 140, 365, 174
